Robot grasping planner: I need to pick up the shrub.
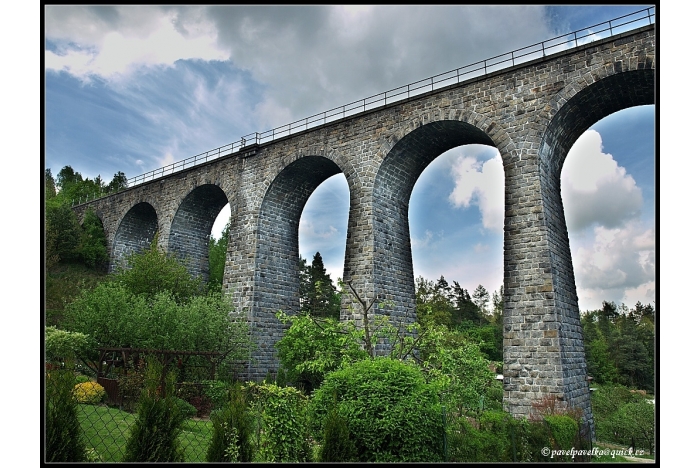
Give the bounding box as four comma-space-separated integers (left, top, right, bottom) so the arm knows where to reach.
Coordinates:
46, 369, 87, 461
319, 405, 358, 462
75, 374, 91, 384
309, 357, 445, 462
122, 358, 186, 462
173, 397, 197, 419
74, 381, 106, 405
544, 414, 579, 451
249, 383, 311, 462
207, 383, 254, 462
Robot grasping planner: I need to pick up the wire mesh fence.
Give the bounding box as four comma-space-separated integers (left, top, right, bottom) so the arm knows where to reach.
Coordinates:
46, 363, 597, 463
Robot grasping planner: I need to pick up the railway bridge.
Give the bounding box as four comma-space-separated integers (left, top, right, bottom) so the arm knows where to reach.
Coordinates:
73, 20, 655, 427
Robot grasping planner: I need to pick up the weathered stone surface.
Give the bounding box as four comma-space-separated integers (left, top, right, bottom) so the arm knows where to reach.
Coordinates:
73, 26, 655, 432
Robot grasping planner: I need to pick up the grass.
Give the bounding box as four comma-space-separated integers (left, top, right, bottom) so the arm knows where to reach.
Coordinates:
77, 403, 213, 462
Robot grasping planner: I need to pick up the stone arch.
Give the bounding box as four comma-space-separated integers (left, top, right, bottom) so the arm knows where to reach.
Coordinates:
112, 202, 158, 271
169, 183, 230, 282
251, 155, 345, 373
513, 68, 655, 428
370, 119, 505, 341
542, 68, 655, 176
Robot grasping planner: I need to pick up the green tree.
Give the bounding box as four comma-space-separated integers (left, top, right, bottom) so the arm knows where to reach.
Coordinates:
207, 221, 230, 292
450, 281, 482, 327
107, 170, 128, 193
45, 168, 57, 199
45, 200, 82, 264
415, 276, 454, 327
418, 324, 495, 416
299, 252, 340, 319
77, 209, 108, 269
275, 311, 365, 393
472, 284, 490, 318
113, 237, 206, 303
123, 357, 186, 462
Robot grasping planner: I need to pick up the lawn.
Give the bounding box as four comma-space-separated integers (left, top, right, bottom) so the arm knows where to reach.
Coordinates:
77, 404, 213, 462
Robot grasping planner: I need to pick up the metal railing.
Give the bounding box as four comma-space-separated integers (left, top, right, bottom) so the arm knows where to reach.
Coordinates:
73, 6, 655, 207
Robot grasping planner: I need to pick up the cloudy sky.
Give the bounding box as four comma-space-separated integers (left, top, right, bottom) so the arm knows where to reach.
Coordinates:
43, 5, 656, 313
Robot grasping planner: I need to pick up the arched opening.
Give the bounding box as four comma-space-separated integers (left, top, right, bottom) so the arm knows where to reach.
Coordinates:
371, 120, 500, 349
209, 203, 232, 292
409, 143, 505, 356
169, 184, 229, 283
561, 105, 655, 313
112, 202, 158, 271
298, 173, 350, 319
248, 156, 346, 378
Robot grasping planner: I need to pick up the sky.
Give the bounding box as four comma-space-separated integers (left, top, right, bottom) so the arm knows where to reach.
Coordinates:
43, 5, 657, 313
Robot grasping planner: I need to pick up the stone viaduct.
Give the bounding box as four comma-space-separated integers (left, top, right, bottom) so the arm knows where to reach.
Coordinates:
73, 24, 655, 426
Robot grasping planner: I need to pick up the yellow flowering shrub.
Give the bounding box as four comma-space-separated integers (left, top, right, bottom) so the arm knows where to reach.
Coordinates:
74, 381, 106, 404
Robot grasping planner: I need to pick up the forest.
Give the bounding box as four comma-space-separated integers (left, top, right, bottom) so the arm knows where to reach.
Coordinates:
44, 166, 656, 462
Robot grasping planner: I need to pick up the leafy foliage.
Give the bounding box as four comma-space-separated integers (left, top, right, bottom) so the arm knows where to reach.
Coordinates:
113, 237, 206, 303
582, 301, 655, 391
309, 357, 445, 462
248, 382, 311, 462
591, 384, 655, 453
207, 382, 254, 462
320, 404, 358, 462
275, 311, 366, 393
123, 358, 186, 462
74, 381, 107, 405
299, 252, 341, 319
417, 324, 496, 416
207, 221, 230, 292
65, 283, 250, 372
46, 369, 87, 461
45, 326, 90, 364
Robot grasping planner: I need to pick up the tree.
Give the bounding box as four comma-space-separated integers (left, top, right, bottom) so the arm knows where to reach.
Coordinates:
45, 168, 57, 199
45, 200, 82, 263
78, 210, 108, 269
275, 311, 365, 393
107, 171, 128, 193
114, 236, 206, 303
450, 281, 481, 327
472, 284, 490, 318
208, 221, 230, 291
299, 252, 340, 319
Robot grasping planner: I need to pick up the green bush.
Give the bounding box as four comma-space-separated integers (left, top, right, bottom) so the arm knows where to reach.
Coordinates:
309, 357, 445, 462
207, 383, 254, 462
46, 369, 87, 461
249, 382, 311, 462
203, 379, 232, 411
320, 405, 358, 462
173, 397, 197, 419
75, 374, 91, 384
122, 358, 186, 462
74, 381, 106, 405
544, 414, 579, 451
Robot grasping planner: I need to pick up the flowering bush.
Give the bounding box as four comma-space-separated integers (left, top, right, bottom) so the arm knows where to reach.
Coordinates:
74, 381, 106, 404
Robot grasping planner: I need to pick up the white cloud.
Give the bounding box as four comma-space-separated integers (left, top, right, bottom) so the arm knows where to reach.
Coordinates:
45, 6, 228, 81
561, 130, 643, 232
448, 148, 504, 232
571, 222, 655, 311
